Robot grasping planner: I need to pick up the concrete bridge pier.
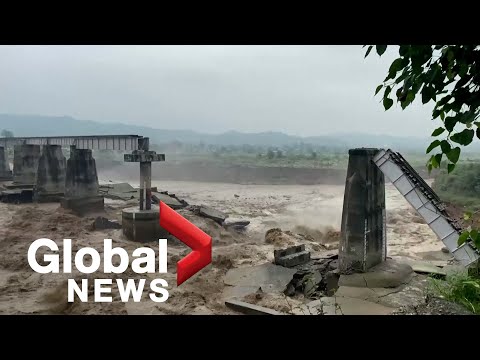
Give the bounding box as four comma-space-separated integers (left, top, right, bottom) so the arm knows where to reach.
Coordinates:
33, 145, 66, 202
61, 146, 104, 215
0, 146, 12, 180
13, 144, 41, 185
339, 148, 386, 273
122, 138, 166, 242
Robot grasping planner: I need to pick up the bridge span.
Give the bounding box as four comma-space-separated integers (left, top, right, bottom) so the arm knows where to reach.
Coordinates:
0, 135, 143, 151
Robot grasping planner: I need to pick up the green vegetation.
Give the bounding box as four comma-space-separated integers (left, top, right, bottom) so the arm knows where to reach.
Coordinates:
365, 45, 480, 173
151, 142, 351, 169
433, 162, 480, 209
148, 142, 446, 171
429, 272, 480, 314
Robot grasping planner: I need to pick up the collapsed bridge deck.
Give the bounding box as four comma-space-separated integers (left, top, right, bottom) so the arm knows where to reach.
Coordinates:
373, 149, 479, 266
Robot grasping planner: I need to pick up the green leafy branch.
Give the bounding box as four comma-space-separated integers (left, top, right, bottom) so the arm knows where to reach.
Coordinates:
458, 210, 480, 248
365, 45, 480, 174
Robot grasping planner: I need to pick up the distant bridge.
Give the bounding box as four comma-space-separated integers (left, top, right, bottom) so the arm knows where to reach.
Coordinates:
0, 135, 144, 151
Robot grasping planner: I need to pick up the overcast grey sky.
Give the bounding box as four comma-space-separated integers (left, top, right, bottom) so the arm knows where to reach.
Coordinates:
0, 45, 437, 137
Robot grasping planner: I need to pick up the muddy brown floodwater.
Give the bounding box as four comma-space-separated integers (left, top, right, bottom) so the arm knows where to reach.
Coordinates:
0, 180, 449, 315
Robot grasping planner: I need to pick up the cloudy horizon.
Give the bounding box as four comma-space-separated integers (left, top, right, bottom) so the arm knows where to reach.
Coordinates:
0, 45, 437, 138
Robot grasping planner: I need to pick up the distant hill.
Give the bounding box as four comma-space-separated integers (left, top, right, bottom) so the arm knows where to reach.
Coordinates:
0, 113, 448, 151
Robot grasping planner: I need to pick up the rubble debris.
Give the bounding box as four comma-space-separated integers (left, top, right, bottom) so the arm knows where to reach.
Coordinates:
284, 283, 296, 297
198, 205, 228, 224
234, 194, 239, 198
279, 254, 342, 298
325, 270, 340, 295
328, 259, 338, 271
303, 271, 322, 297
225, 299, 287, 315
223, 219, 250, 231
224, 263, 297, 293
441, 247, 449, 254
274, 244, 311, 268
92, 216, 122, 230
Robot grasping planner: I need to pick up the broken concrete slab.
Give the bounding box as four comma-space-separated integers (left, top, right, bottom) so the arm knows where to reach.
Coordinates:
99, 182, 137, 201
92, 216, 122, 230
199, 205, 228, 224
223, 219, 250, 231
151, 192, 184, 209
275, 251, 311, 268
339, 259, 414, 288
292, 297, 342, 315
303, 271, 322, 297
224, 263, 297, 293
334, 286, 403, 302
324, 296, 396, 315
274, 244, 311, 268
274, 244, 305, 261
225, 299, 287, 315
102, 182, 136, 193
291, 299, 325, 315
408, 261, 446, 277
370, 275, 429, 310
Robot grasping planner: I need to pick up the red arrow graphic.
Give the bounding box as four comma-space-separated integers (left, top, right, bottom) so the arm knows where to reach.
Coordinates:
159, 202, 212, 285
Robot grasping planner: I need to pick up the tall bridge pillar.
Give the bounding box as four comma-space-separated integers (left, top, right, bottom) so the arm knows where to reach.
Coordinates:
13, 144, 41, 185
60, 146, 104, 214
339, 148, 386, 273
34, 145, 66, 202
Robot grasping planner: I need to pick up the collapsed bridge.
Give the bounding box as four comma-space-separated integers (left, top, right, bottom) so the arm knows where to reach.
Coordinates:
340, 148, 479, 271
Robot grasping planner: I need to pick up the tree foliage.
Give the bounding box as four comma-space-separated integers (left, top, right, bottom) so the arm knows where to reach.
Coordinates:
365, 45, 480, 174
433, 163, 480, 248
